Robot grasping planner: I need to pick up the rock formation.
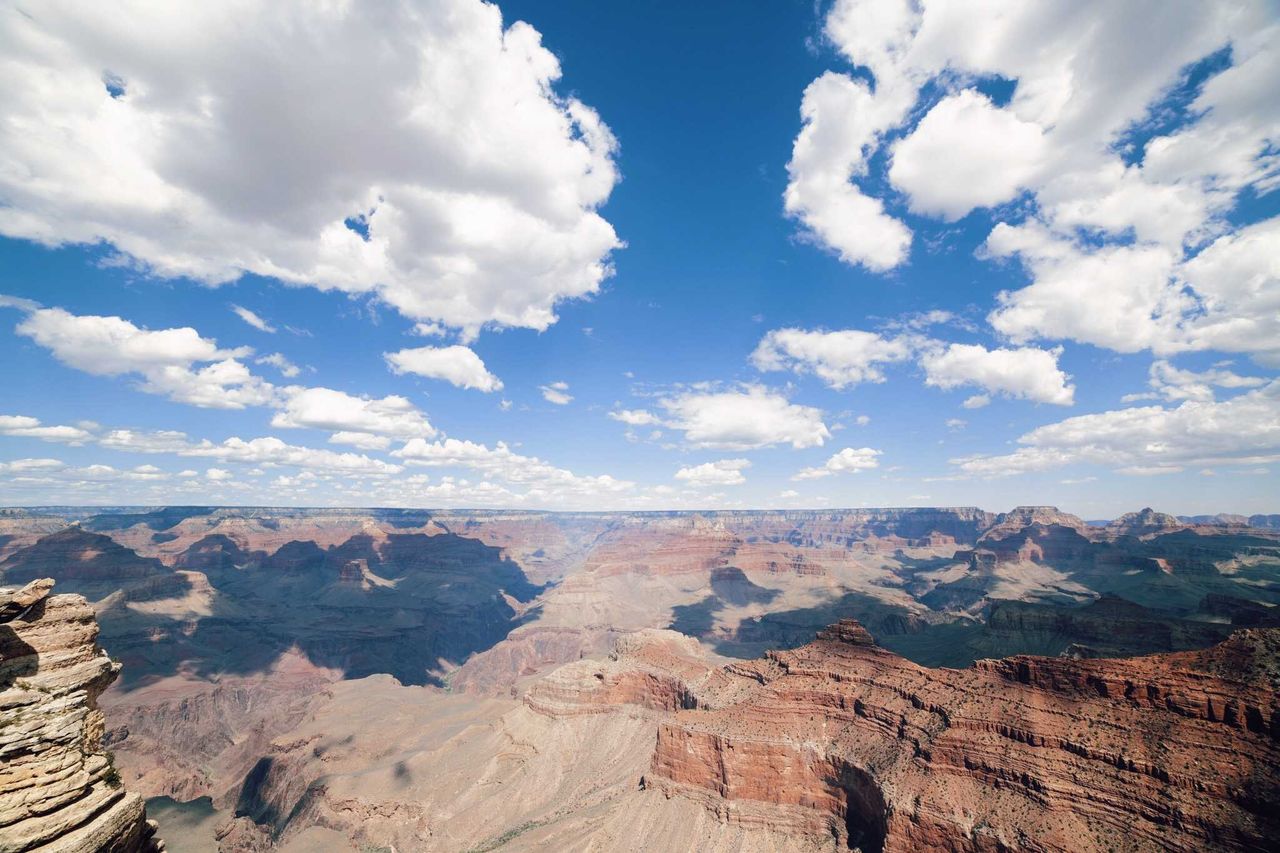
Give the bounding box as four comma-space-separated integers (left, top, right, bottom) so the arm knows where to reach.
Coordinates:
648, 619, 1280, 852
0, 578, 164, 852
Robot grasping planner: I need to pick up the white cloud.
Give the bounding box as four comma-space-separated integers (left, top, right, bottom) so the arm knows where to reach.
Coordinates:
0, 458, 66, 473
784, 72, 913, 271
231, 305, 275, 333
608, 408, 662, 427
752, 328, 914, 388
328, 431, 392, 451
271, 386, 436, 440
952, 381, 1280, 477
205, 467, 233, 481
918, 342, 1074, 405
0, 414, 94, 444
985, 223, 1188, 354
890, 90, 1046, 220
674, 458, 751, 487
0, 0, 621, 335
256, 352, 301, 378
394, 437, 632, 498
962, 394, 991, 410
793, 446, 881, 480
139, 359, 278, 409
12, 305, 276, 409
184, 436, 402, 475
661, 385, 830, 451
15, 307, 247, 376
385, 345, 503, 392
789, 0, 1279, 376
540, 381, 573, 405
1140, 359, 1266, 403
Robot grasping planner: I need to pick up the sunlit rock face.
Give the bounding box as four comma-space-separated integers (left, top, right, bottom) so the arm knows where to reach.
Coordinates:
0, 578, 164, 852
649, 621, 1280, 852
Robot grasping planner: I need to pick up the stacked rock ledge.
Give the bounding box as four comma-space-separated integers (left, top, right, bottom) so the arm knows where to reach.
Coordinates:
0, 578, 163, 852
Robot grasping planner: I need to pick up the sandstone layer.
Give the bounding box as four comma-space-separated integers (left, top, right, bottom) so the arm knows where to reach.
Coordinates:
648, 620, 1280, 852
0, 578, 164, 852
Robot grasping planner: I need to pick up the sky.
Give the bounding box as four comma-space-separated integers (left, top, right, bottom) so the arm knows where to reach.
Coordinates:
0, 0, 1277, 517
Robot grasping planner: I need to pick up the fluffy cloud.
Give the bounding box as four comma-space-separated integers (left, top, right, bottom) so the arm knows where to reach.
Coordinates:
0, 0, 621, 334
784, 73, 913, 270
231, 305, 275, 333
184, 436, 402, 475
11, 305, 275, 409
271, 387, 437, 440
674, 458, 751, 487
793, 446, 881, 480
1126, 360, 1266, 403
918, 343, 1074, 405
953, 381, 1280, 477
890, 90, 1046, 220
0, 414, 94, 444
608, 408, 662, 426
540, 382, 573, 405
752, 327, 1075, 407
386, 345, 503, 392
660, 385, 830, 450
15, 307, 246, 376
394, 437, 632, 497
751, 328, 914, 388
791, 0, 1278, 370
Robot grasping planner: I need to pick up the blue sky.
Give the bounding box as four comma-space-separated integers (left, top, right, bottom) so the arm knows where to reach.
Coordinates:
0, 0, 1277, 516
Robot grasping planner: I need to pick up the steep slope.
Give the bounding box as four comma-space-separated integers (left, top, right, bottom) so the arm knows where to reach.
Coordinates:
0, 578, 165, 852
650, 621, 1280, 852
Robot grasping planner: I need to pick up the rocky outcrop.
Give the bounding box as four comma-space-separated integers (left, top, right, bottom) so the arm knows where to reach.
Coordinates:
1106, 507, 1188, 538
0, 578, 164, 852
648, 619, 1280, 852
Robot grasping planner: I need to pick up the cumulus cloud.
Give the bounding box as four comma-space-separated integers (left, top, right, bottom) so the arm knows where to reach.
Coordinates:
184, 436, 402, 475
952, 381, 1280, 477
540, 381, 573, 405
751, 328, 914, 388
394, 437, 632, 497
231, 305, 275, 333
385, 345, 503, 392
790, 0, 1279, 374
0, 0, 621, 334
15, 307, 246, 376
11, 305, 276, 409
660, 385, 830, 450
918, 342, 1074, 405
890, 90, 1046, 220
784, 72, 913, 270
674, 458, 751, 487
271, 387, 437, 440
793, 446, 881, 480
1127, 359, 1266, 403
0, 414, 94, 444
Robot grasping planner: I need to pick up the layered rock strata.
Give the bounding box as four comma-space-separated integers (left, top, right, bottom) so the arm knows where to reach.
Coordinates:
649, 620, 1280, 852
0, 579, 164, 852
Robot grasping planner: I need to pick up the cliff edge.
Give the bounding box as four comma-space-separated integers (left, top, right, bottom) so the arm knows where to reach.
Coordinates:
1, 578, 164, 852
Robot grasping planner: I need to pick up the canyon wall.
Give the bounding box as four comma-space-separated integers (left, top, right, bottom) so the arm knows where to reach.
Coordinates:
0, 579, 164, 853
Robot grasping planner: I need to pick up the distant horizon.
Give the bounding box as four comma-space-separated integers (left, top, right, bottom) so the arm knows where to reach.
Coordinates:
4, 502, 1277, 523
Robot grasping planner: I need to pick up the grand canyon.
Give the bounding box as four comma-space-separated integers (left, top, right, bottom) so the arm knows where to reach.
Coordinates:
3, 0, 1280, 850
2, 505, 1278, 851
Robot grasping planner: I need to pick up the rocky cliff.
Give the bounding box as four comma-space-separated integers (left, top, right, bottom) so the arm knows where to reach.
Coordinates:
0, 579, 164, 853
648, 620, 1280, 852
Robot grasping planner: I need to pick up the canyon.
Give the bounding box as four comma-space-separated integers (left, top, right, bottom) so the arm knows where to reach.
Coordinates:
0, 506, 1277, 851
